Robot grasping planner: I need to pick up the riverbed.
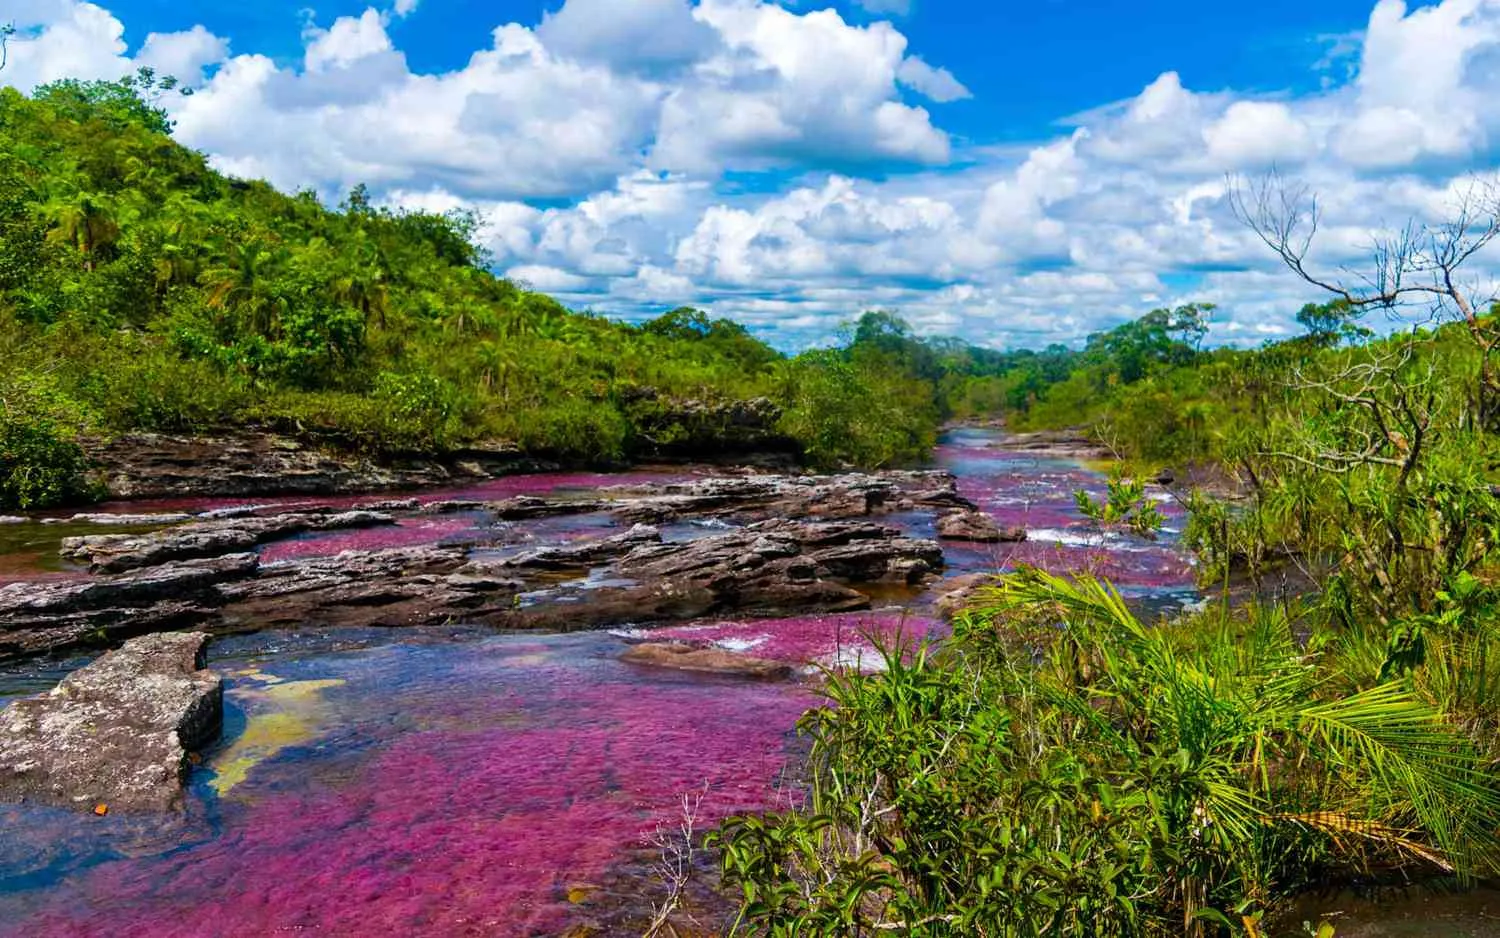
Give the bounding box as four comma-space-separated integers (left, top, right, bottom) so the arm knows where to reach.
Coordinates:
0, 429, 1197, 936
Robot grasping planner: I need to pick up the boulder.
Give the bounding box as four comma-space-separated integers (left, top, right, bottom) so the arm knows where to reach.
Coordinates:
937, 510, 1026, 543
934, 573, 1005, 619
0, 632, 222, 812
621, 642, 793, 680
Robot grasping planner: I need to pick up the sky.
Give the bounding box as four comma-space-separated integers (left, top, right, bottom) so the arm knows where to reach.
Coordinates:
3, 0, 1499, 350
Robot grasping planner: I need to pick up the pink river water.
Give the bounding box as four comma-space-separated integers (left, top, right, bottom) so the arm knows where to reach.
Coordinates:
0, 428, 1195, 937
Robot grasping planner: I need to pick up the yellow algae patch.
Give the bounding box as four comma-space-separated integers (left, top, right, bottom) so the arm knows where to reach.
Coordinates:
230, 667, 285, 685
209, 678, 346, 795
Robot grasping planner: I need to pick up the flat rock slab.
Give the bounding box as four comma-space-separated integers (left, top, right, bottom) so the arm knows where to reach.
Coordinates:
61, 510, 395, 573
937, 510, 1026, 543
621, 642, 793, 680
0, 632, 222, 812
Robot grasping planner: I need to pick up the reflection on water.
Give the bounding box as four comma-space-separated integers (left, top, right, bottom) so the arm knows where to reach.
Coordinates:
0, 428, 1199, 936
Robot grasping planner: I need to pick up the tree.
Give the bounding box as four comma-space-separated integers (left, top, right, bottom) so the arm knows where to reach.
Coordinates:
35, 187, 120, 272
34, 68, 182, 135
1231, 171, 1500, 429
1, 23, 16, 73
199, 238, 287, 338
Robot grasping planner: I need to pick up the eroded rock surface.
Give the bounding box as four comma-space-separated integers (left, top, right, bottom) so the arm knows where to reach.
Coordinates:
621, 642, 793, 680
0, 554, 259, 658
937, 510, 1026, 543
85, 431, 558, 500
3, 470, 963, 660
0, 632, 222, 811
60, 510, 395, 573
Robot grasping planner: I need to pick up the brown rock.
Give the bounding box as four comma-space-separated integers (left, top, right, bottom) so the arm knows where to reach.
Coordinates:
60, 510, 396, 573
0, 632, 222, 812
621, 642, 793, 680
936, 510, 1026, 543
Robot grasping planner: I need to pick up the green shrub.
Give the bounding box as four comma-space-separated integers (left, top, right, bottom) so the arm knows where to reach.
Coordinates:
712, 570, 1500, 937
0, 410, 94, 509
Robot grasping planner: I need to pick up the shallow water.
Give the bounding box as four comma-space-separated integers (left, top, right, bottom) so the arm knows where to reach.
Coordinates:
0, 428, 1197, 937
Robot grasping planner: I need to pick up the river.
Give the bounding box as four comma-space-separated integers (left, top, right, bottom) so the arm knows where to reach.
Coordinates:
0, 428, 1197, 936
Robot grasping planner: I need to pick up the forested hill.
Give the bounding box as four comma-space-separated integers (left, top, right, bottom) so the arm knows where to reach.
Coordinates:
0, 71, 1249, 512
0, 72, 1025, 509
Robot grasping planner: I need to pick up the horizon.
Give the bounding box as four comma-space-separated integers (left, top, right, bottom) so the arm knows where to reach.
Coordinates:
4, 0, 1497, 351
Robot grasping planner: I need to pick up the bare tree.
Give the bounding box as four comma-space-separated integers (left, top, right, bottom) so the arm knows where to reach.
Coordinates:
1, 24, 15, 73
1229, 171, 1500, 429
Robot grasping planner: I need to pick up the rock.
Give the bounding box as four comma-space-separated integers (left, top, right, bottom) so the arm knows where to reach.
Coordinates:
608, 471, 973, 524
937, 510, 1026, 543
0, 516, 24, 525
1151, 468, 1175, 486
60, 510, 396, 573
934, 573, 1005, 619
61, 513, 195, 526
0, 632, 222, 812
487, 496, 607, 520
621, 642, 793, 680
214, 546, 513, 630
991, 430, 1113, 461
500, 519, 942, 630
0, 554, 259, 660
499, 525, 662, 570
83, 431, 562, 500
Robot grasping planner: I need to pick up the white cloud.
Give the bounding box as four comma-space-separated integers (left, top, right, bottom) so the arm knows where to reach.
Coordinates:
1203, 101, 1314, 167
897, 55, 970, 102
134, 26, 228, 86
537, 0, 716, 71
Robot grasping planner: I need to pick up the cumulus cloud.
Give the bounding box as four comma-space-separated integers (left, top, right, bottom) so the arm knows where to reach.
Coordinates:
6, 0, 1500, 348
897, 55, 970, 102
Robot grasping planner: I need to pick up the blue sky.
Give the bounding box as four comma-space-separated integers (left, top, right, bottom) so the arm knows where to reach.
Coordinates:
5, 0, 1496, 349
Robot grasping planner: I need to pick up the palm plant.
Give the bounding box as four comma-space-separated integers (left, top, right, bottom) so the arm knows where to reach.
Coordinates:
714, 568, 1500, 937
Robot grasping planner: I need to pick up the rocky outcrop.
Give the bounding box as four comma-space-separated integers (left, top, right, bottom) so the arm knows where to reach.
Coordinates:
492, 520, 941, 630
991, 430, 1113, 461
937, 510, 1026, 543
60, 510, 395, 573
84, 431, 560, 500
0, 554, 259, 658
0, 632, 222, 812
621, 642, 793, 680
608, 471, 972, 524
934, 573, 1005, 619
498, 524, 662, 570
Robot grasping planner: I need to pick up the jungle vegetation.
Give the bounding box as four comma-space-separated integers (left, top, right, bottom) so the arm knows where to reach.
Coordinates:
0, 74, 1000, 509
706, 180, 1500, 935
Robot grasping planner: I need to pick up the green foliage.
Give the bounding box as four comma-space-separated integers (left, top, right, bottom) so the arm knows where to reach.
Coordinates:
1, 77, 1046, 484
1075, 469, 1167, 538
773, 350, 937, 469
714, 570, 1500, 937
0, 397, 93, 510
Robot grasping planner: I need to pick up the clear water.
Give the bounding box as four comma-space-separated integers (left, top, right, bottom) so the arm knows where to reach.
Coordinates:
0, 429, 1196, 937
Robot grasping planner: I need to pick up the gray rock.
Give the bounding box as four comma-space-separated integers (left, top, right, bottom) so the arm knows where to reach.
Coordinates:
0, 632, 222, 812
0, 554, 259, 660
937, 510, 1026, 543
60, 510, 395, 573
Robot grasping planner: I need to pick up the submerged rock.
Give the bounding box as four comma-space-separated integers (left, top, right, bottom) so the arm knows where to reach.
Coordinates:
621, 641, 793, 680
0, 632, 222, 812
937, 510, 1026, 543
